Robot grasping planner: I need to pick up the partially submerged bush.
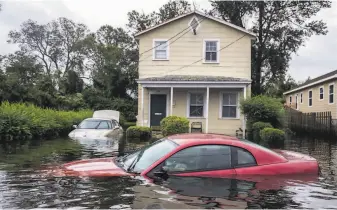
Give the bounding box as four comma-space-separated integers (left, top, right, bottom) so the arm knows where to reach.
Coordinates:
240, 95, 284, 128
160, 116, 189, 136
260, 128, 286, 149
0, 101, 92, 141
126, 126, 152, 142
252, 122, 273, 143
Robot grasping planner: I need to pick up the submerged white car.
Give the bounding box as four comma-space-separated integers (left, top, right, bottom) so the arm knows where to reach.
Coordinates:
68, 110, 124, 140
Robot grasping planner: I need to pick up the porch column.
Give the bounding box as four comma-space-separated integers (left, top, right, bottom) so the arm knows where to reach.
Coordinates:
242, 85, 247, 138
170, 87, 174, 116
141, 86, 144, 126
205, 86, 210, 133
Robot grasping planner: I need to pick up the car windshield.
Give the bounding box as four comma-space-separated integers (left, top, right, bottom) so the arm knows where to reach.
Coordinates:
77, 119, 107, 129
118, 138, 178, 173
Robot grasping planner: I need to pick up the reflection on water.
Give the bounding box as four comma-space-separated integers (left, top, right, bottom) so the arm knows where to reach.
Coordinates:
0, 135, 336, 209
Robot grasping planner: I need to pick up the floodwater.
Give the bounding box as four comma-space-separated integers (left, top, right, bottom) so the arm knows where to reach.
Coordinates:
0, 135, 336, 209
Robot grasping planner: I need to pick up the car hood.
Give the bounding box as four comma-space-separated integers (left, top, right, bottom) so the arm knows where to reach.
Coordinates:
50, 157, 130, 177
68, 129, 111, 139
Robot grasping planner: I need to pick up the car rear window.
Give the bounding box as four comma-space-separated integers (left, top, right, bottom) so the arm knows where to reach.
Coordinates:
241, 139, 285, 159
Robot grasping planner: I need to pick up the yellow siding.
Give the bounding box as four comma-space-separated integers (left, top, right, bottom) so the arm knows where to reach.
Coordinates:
138, 14, 251, 79
138, 86, 247, 136
285, 79, 337, 118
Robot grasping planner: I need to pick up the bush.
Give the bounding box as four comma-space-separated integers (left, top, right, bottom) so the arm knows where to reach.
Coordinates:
126, 126, 152, 142
160, 116, 189, 136
123, 121, 137, 130
260, 128, 286, 149
240, 95, 284, 128
252, 122, 273, 143
0, 101, 92, 142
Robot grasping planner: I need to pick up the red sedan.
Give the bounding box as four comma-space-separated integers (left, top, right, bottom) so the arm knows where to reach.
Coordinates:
48, 133, 320, 179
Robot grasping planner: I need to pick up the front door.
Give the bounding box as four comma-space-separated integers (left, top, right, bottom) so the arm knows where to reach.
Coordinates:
150, 94, 167, 127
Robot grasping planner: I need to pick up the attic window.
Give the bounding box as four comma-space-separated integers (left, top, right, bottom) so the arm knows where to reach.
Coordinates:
189, 17, 199, 34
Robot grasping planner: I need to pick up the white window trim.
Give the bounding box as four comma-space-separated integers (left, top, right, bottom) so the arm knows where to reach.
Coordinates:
219, 91, 240, 119
289, 95, 292, 105
300, 92, 303, 104
203, 39, 220, 64
186, 91, 206, 118
295, 94, 299, 110
308, 89, 313, 107
319, 86, 324, 101
152, 39, 169, 61
328, 83, 335, 105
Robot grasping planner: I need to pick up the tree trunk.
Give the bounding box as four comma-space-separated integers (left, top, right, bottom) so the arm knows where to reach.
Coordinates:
254, 1, 265, 95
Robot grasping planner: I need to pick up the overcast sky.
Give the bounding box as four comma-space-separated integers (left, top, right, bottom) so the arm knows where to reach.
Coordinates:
0, 0, 336, 82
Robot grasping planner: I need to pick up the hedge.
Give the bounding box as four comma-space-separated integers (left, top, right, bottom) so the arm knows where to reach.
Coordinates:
160, 116, 189, 136
260, 128, 286, 149
126, 126, 152, 142
252, 122, 273, 143
0, 101, 92, 142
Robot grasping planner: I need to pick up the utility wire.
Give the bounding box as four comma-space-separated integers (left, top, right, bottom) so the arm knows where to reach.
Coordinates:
148, 34, 247, 77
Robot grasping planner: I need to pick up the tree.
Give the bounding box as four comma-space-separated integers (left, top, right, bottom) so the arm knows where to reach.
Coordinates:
7, 17, 89, 80
264, 75, 298, 98
126, 0, 191, 34
210, 1, 331, 95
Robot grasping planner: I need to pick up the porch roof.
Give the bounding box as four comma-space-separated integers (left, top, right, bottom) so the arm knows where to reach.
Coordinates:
137, 75, 251, 87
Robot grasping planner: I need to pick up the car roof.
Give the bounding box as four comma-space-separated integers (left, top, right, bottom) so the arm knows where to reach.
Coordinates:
83, 118, 116, 121
167, 133, 240, 145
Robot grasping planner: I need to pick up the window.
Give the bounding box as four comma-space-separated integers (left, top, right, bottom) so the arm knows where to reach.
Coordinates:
188, 93, 204, 117
204, 40, 219, 63
308, 90, 313, 107
319, 86, 324, 100
221, 92, 238, 118
289, 96, 292, 105
97, 121, 110, 129
300, 93, 303, 104
233, 147, 256, 168
295, 94, 298, 109
164, 145, 232, 172
153, 40, 169, 60
329, 84, 334, 104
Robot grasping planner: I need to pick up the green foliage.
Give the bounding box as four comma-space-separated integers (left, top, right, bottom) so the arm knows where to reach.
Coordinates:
0, 102, 92, 142
126, 126, 152, 142
124, 121, 137, 130
252, 121, 273, 143
240, 95, 284, 128
160, 116, 189, 136
260, 128, 286, 149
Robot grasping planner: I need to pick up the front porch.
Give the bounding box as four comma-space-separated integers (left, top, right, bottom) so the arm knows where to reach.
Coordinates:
136, 75, 251, 137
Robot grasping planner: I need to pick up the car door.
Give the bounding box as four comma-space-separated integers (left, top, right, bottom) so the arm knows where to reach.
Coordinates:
149, 144, 236, 178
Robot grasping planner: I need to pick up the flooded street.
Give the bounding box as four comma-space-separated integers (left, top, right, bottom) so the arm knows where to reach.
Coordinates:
0, 136, 336, 209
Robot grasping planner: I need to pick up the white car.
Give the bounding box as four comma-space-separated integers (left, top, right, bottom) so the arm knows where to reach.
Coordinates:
68, 110, 124, 140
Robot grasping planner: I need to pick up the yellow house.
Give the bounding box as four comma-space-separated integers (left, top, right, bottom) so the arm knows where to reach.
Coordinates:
135, 10, 255, 136
283, 69, 337, 118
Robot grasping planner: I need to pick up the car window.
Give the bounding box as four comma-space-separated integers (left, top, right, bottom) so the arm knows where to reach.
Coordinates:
77, 120, 101, 129
111, 120, 117, 128
97, 121, 110, 129
164, 145, 232, 172
236, 148, 256, 167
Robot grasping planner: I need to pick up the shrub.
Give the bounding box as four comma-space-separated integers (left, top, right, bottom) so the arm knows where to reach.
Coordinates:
240, 95, 284, 128
252, 122, 273, 143
160, 116, 189, 136
123, 121, 137, 130
0, 101, 92, 142
126, 126, 152, 142
260, 128, 286, 149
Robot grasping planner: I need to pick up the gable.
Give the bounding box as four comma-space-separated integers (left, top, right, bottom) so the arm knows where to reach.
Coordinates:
135, 11, 256, 39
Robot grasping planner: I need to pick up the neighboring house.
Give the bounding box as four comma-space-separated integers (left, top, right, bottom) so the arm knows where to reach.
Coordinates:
135, 10, 255, 136
283, 69, 337, 118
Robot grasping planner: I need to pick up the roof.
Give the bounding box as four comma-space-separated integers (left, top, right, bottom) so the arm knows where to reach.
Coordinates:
167, 133, 240, 145
284, 69, 337, 95
137, 75, 251, 83
134, 10, 256, 38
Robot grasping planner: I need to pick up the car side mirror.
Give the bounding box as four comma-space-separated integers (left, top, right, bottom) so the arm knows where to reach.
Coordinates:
153, 166, 169, 180
72, 125, 77, 129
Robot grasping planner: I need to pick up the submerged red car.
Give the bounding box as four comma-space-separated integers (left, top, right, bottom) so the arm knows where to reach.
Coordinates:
49, 133, 320, 179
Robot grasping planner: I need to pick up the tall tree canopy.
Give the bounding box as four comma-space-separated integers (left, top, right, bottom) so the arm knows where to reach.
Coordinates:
210, 1, 331, 95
